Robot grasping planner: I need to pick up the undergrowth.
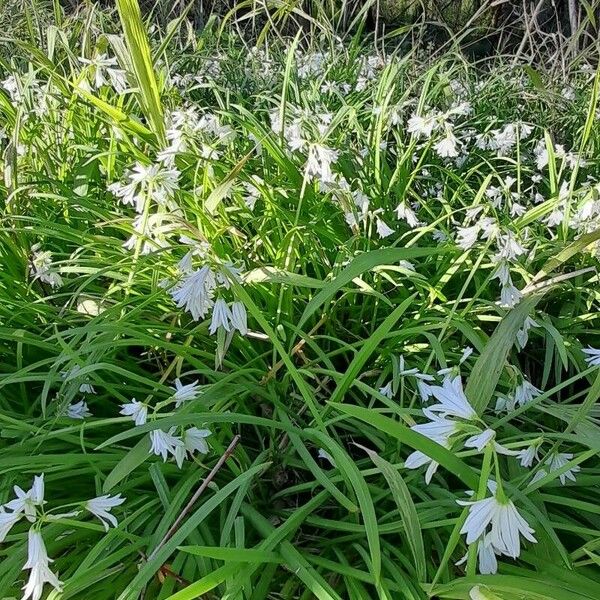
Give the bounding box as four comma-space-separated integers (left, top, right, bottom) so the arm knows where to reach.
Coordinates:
1, 1, 600, 599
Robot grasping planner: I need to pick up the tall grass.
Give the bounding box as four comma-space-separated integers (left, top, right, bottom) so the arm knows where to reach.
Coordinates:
1, 1, 600, 599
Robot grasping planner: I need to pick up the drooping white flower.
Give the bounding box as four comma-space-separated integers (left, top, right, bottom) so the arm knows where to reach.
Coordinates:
305, 144, 339, 183
30, 246, 63, 288
516, 443, 540, 468
78, 53, 118, 88
170, 265, 216, 321
5, 475, 45, 522
375, 217, 395, 239
456, 225, 480, 250
85, 494, 125, 531
230, 301, 248, 335
491, 261, 511, 285
60, 365, 95, 394
209, 298, 233, 334
0, 508, 21, 543
464, 429, 517, 456
171, 379, 200, 408
458, 489, 536, 558
464, 429, 496, 452
583, 346, 600, 367
434, 128, 459, 158
22, 529, 62, 600
379, 382, 393, 399
516, 316, 540, 350
427, 376, 477, 420
395, 201, 420, 227
149, 428, 184, 462
119, 399, 148, 426
496, 232, 526, 261
67, 400, 92, 420
499, 280, 522, 308
405, 409, 461, 483
457, 532, 498, 574
416, 376, 435, 402
185, 427, 212, 455
407, 114, 436, 138
514, 380, 541, 407
544, 452, 580, 485
174, 427, 212, 468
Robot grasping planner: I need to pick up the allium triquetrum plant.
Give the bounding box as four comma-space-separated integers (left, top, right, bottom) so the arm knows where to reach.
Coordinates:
1, 1, 600, 598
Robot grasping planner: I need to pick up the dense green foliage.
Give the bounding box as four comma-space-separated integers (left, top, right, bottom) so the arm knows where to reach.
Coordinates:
1, 1, 600, 599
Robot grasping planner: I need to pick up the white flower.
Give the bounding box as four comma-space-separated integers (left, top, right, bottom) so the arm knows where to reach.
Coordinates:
458, 490, 536, 558
544, 452, 580, 485
305, 144, 338, 183
22, 529, 62, 600
496, 232, 526, 261
499, 281, 522, 308
85, 494, 125, 531
67, 400, 92, 419
583, 346, 600, 367
395, 201, 419, 227
149, 428, 184, 462
171, 379, 200, 408
417, 378, 434, 402
397, 355, 419, 376
230, 301, 248, 335
317, 448, 336, 467
209, 298, 233, 334
0, 508, 21, 543
120, 399, 148, 426
184, 427, 212, 455
464, 429, 496, 452
407, 114, 436, 138
490, 124, 517, 155
514, 380, 541, 407
457, 533, 498, 574
456, 225, 480, 250
405, 409, 460, 483
428, 376, 476, 420
375, 217, 394, 238
30, 247, 63, 288
492, 261, 511, 285
476, 534, 499, 574
174, 427, 212, 468
464, 429, 516, 456
60, 365, 95, 394
79, 53, 118, 88
516, 316, 539, 350
379, 382, 393, 398
5, 475, 45, 522
434, 129, 459, 158
516, 443, 539, 468
170, 266, 216, 321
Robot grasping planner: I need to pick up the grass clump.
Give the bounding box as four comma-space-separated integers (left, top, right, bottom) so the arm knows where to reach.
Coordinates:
1, 2, 600, 599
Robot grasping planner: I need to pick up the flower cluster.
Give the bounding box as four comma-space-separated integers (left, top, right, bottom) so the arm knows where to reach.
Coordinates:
1, 475, 123, 600
120, 378, 213, 469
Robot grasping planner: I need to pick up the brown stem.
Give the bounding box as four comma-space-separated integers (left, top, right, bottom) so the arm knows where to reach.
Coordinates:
148, 434, 241, 561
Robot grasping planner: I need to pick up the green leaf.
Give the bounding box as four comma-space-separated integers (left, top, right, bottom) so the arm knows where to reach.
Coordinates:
331, 404, 479, 490
466, 296, 542, 415
328, 295, 415, 407
178, 546, 282, 563
102, 435, 150, 492
116, 0, 165, 143
297, 247, 441, 331
356, 444, 426, 581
